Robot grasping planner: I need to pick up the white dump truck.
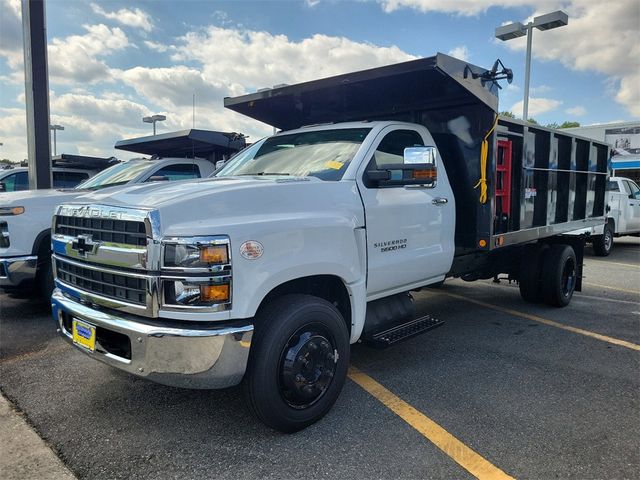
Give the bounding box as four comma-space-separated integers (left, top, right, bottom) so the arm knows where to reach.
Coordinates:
51, 55, 608, 432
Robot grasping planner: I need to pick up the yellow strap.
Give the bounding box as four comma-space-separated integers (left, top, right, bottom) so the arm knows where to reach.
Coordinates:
474, 115, 499, 204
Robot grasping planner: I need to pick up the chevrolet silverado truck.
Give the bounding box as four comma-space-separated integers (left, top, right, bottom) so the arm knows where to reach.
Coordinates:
0, 157, 215, 297
587, 176, 640, 255
51, 55, 609, 432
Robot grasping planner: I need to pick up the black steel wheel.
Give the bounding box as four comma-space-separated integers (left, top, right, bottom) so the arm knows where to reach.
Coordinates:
592, 224, 613, 257
243, 294, 349, 433
541, 244, 577, 307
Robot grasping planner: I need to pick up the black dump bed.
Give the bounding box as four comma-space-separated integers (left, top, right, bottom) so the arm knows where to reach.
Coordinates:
224, 53, 608, 254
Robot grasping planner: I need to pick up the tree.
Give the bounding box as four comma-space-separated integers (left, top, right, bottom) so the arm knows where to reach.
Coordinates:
546, 122, 560, 129
559, 121, 580, 129
527, 118, 539, 125
500, 111, 516, 118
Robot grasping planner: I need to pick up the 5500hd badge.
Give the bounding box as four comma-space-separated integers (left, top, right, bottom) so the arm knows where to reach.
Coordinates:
374, 238, 407, 253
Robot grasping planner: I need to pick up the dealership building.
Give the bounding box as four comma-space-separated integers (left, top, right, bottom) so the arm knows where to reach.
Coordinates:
564, 121, 640, 182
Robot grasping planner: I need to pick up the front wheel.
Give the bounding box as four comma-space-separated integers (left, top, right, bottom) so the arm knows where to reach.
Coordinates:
243, 294, 350, 433
592, 224, 613, 256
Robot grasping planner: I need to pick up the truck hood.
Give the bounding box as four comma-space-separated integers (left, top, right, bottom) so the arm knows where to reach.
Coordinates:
0, 188, 82, 207
67, 176, 365, 236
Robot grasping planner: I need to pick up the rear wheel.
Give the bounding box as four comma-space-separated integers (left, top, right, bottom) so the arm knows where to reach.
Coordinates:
592, 224, 613, 256
541, 244, 577, 307
243, 294, 350, 433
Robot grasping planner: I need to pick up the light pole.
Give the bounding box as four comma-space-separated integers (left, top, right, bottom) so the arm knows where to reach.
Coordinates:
495, 10, 568, 121
50, 124, 64, 156
142, 114, 166, 135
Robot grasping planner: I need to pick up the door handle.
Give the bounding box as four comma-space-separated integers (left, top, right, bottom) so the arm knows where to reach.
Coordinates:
432, 197, 448, 205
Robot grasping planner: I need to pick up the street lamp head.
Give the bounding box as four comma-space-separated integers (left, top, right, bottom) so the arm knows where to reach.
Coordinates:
142, 116, 153, 123
495, 22, 526, 41
50, 124, 64, 131
533, 10, 568, 31
151, 114, 166, 122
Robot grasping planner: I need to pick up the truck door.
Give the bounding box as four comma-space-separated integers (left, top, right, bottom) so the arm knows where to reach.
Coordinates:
622, 179, 640, 231
356, 126, 455, 298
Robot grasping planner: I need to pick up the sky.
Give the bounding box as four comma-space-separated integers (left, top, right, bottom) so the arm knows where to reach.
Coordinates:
0, 0, 638, 162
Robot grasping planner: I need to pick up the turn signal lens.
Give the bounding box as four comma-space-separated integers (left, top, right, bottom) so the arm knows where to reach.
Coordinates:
412, 169, 437, 180
0, 206, 25, 216
200, 284, 230, 302
199, 245, 228, 264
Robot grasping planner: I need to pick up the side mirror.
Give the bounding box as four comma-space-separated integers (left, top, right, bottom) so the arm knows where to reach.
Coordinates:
404, 146, 437, 165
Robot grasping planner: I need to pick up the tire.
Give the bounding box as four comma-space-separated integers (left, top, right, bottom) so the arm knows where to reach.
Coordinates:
541, 244, 577, 308
518, 244, 548, 303
37, 250, 55, 301
243, 294, 350, 433
592, 224, 613, 256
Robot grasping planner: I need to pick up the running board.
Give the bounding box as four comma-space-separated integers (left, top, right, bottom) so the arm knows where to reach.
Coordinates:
365, 315, 444, 349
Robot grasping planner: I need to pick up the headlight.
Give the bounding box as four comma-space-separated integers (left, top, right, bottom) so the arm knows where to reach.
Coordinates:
163, 279, 231, 307
163, 237, 230, 269
0, 206, 25, 216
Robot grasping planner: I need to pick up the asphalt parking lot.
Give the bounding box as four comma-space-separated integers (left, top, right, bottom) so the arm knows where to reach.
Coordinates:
1, 239, 638, 480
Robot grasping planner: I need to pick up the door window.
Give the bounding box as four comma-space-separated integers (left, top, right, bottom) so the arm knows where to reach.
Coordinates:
1, 172, 29, 191
150, 163, 201, 181
606, 180, 619, 192
371, 129, 425, 168
52, 171, 90, 188
625, 180, 640, 198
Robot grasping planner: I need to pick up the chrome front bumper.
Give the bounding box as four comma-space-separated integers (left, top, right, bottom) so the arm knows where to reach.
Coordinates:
52, 289, 253, 389
0, 255, 38, 287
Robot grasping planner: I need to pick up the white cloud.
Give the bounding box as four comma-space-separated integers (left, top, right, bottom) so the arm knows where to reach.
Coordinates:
171, 27, 416, 92
447, 45, 470, 61
510, 97, 562, 118
48, 24, 130, 84
530, 84, 552, 94
379, 0, 639, 118
306, 0, 321, 7
90, 3, 153, 32
380, 0, 557, 16
143, 40, 170, 53
0, 0, 23, 71
565, 105, 586, 117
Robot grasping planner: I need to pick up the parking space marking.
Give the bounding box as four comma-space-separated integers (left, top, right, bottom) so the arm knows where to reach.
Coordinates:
441, 292, 640, 352
577, 294, 640, 305
585, 260, 639, 269
583, 282, 639, 295
348, 366, 515, 480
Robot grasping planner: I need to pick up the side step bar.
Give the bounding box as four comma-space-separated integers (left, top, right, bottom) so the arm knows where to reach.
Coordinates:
365, 315, 444, 349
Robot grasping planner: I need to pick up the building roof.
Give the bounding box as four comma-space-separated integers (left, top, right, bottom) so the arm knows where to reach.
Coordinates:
114, 129, 246, 157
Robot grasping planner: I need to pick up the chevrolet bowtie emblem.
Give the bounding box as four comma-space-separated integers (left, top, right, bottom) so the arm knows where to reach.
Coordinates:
71, 234, 99, 256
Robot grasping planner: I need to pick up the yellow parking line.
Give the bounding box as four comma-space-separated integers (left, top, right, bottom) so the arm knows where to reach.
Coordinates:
583, 282, 639, 295
585, 259, 639, 269
348, 366, 515, 480
442, 292, 640, 352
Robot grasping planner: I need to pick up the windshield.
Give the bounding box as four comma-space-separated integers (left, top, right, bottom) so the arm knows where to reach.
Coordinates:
76, 161, 151, 190
216, 128, 371, 181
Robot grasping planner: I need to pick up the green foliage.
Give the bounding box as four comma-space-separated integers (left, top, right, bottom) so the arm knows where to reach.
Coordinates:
527, 118, 539, 125
500, 111, 516, 118
559, 121, 580, 129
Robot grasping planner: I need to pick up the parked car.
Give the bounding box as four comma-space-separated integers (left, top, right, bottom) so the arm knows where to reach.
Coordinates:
589, 176, 640, 255
0, 157, 215, 297
0, 167, 95, 192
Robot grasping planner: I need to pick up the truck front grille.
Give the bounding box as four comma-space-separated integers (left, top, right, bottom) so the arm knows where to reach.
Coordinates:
56, 258, 147, 306
54, 216, 147, 247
